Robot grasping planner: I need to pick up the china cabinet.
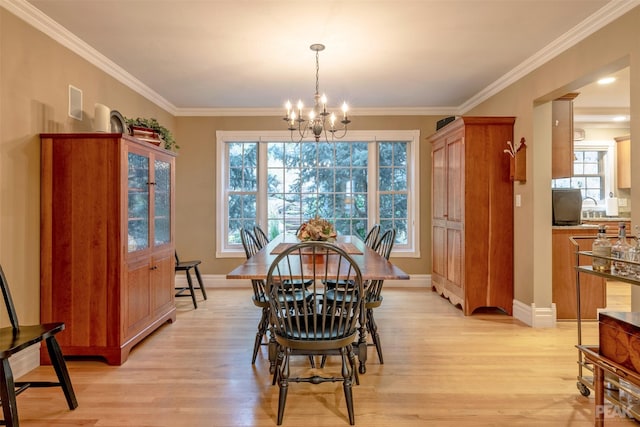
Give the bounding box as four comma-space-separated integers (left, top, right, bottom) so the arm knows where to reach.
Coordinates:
40, 133, 176, 365
429, 116, 515, 315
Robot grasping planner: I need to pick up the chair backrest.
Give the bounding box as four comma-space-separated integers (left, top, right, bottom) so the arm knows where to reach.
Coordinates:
240, 228, 268, 301
367, 228, 396, 303
253, 225, 270, 249
0, 264, 20, 331
374, 228, 396, 260
363, 224, 381, 249
266, 241, 363, 343
240, 228, 261, 259
174, 251, 180, 264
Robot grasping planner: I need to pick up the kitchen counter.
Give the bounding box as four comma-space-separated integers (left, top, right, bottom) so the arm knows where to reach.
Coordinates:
583, 217, 631, 222
552, 218, 632, 230
552, 224, 599, 230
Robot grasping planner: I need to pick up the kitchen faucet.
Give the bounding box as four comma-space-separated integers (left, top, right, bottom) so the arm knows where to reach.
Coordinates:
582, 197, 598, 205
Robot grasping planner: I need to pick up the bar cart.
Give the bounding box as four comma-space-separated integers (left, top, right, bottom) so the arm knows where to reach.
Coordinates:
570, 235, 640, 424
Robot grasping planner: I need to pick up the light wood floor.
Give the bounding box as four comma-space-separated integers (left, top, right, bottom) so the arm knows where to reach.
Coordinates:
607, 281, 632, 312
15, 286, 639, 426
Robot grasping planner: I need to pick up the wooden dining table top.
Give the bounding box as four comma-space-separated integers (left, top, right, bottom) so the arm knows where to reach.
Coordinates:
226, 234, 410, 281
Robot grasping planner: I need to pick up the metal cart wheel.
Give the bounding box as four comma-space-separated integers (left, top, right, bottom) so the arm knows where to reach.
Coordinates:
577, 381, 591, 397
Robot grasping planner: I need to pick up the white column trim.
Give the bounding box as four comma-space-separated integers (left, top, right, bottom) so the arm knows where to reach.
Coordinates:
512, 299, 557, 328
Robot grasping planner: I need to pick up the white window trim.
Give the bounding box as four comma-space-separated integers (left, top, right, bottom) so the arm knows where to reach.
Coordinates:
574, 139, 616, 202
215, 130, 420, 258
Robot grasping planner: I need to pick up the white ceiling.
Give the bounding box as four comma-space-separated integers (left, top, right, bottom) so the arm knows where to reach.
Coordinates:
12, 0, 638, 117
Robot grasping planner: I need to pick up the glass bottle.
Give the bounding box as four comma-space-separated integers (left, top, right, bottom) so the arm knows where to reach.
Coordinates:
612, 222, 632, 275
629, 225, 640, 278
592, 225, 611, 272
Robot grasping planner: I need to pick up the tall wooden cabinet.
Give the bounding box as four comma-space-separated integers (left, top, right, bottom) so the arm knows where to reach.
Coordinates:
40, 133, 177, 365
429, 117, 515, 315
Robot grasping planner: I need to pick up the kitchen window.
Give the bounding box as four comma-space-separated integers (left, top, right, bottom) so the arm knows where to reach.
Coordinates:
552, 140, 615, 204
216, 130, 420, 258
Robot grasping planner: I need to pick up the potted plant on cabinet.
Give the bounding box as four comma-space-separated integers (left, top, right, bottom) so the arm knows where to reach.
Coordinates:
125, 117, 179, 151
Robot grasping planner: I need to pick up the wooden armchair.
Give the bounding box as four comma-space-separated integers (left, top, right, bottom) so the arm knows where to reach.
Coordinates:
266, 241, 363, 425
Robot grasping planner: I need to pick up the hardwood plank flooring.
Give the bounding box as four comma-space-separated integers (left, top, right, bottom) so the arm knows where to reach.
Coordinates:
14, 287, 638, 426
607, 281, 632, 312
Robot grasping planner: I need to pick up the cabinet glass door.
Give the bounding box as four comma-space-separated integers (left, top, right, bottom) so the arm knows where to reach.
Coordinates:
154, 158, 171, 246
128, 152, 150, 252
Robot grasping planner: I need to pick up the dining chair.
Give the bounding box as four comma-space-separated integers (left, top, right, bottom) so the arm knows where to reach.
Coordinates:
324, 223, 380, 291
174, 251, 208, 309
253, 225, 270, 249
363, 223, 381, 249
266, 241, 364, 425
0, 264, 78, 426
322, 227, 396, 370
365, 227, 396, 364
240, 228, 270, 364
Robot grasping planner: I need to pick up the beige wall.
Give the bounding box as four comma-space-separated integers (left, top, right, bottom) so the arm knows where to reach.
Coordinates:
467, 6, 640, 308
175, 115, 438, 275
0, 9, 173, 324
0, 8, 438, 326
2, 4, 640, 326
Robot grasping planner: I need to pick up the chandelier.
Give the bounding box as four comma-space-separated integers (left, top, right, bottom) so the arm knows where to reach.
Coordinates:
283, 44, 351, 142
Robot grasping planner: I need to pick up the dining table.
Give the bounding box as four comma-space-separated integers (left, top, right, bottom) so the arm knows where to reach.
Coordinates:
226, 233, 410, 373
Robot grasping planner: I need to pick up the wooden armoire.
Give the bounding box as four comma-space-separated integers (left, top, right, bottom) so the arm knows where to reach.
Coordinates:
429, 117, 515, 315
40, 133, 177, 365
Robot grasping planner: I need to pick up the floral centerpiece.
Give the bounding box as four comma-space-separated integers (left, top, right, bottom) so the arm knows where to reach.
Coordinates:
297, 217, 337, 242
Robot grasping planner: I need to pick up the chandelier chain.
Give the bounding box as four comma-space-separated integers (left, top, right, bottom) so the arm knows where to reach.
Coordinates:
315, 49, 320, 96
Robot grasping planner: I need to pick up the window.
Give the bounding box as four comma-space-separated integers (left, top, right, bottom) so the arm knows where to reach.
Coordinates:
552, 140, 614, 202
216, 130, 420, 258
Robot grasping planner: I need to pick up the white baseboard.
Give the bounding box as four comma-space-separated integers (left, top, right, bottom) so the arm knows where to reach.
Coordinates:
176, 273, 431, 288
512, 299, 557, 328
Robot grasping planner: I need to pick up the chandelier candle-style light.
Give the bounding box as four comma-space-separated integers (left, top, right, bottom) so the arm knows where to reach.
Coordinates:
283, 44, 351, 142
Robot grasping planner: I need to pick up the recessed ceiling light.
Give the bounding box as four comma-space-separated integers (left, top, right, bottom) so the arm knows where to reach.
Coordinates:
612, 116, 627, 122
597, 77, 616, 85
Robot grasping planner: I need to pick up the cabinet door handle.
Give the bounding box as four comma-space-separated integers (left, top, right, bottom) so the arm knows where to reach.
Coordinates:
147, 182, 156, 186
150, 265, 158, 270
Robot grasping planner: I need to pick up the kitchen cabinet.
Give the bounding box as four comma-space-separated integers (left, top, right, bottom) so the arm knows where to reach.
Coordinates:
616, 135, 631, 189
429, 116, 515, 315
552, 227, 606, 320
552, 93, 580, 179
40, 133, 177, 365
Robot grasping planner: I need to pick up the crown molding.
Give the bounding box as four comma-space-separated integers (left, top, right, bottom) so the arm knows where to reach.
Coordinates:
173, 106, 459, 117
458, 0, 640, 114
1, 0, 179, 114
3, 0, 638, 118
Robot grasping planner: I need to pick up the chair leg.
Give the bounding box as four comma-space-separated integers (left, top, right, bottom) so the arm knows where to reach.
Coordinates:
46, 336, 78, 410
271, 347, 283, 386
347, 344, 359, 386
367, 309, 383, 364
184, 270, 198, 309
0, 358, 18, 427
341, 347, 355, 425
268, 329, 278, 375
252, 307, 269, 364
276, 349, 290, 426
193, 265, 207, 300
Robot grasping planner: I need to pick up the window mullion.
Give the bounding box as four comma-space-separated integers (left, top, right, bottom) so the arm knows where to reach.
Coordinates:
257, 141, 268, 230
368, 140, 378, 225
